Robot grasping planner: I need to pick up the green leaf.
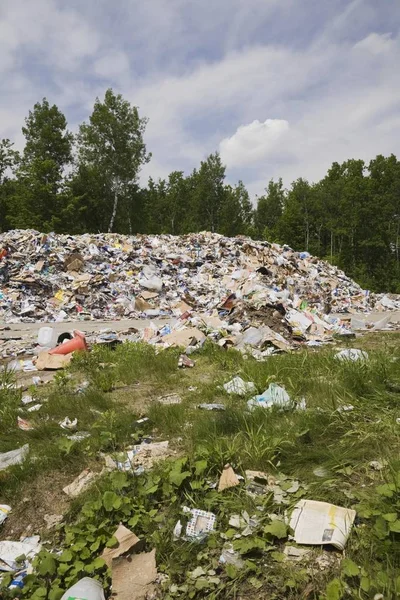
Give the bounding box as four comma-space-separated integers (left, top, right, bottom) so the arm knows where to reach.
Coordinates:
383, 512, 397, 522
342, 558, 359, 577
263, 519, 287, 539
32, 587, 47, 599
57, 563, 71, 576
103, 490, 121, 511
233, 536, 266, 555
360, 576, 370, 592
90, 539, 101, 552
194, 460, 208, 475
376, 483, 395, 498
80, 547, 91, 560
249, 577, 263, 590
58, 550, 73, 563
93, 556, 106, 570
326, 578, 343, 600
111, 471, 129, 490
194, 578, 209, 590
38, 553, 57, 576
48, 588, 64, 600
225, 564, 238, 579
374, 516, 388, 538
169, 470, 191, 487
271, 551, 286, 562
389, 520, 400, 533
106, 535, 119, 548
128, 514, 140, 528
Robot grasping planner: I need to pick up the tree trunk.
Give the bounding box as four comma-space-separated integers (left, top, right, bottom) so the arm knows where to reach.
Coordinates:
108, 188, 118, 233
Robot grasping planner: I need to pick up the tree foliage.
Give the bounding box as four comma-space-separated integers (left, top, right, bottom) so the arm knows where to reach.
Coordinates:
0, 89, 399, 292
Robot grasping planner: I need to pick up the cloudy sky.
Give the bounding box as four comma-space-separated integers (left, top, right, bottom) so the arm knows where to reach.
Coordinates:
0, 0, 399, 199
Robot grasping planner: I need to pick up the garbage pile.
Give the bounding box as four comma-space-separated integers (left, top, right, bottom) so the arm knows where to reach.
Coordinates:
0, 230, 399, 357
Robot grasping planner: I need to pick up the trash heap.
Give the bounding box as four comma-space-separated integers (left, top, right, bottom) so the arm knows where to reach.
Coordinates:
0, 230, 399, 355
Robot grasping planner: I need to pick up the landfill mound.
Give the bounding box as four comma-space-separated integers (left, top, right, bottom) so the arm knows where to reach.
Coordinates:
0, 230, 398, 338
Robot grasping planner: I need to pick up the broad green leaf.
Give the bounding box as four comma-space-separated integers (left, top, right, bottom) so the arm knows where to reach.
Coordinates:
58, 550, 73, 563
389, 520, 400, 533
32, 587, 47, 599
169, 470, 191, 487
360, 576, 370, 592
106, 535, 118, 548
128, 514, 140, 528
264, 519, 287, 539
48, 587, 64, 600
90, 539, 101, 552
383, 512, 397, 522
92, 556, 106, 570
38, 553, 57, 576
194, 460, 208, 475
233, 536, 266, 555
111, 471, 129, 490
195, 578, 209, 590
325, 578, 343, 600
342, 558, 359, 577
225, 564, 238, 579
376, 483, 395, 498
103, 491, 121, 511
374, 516, 388, 538
57, 563, 71, 576
249, 577, 263, 590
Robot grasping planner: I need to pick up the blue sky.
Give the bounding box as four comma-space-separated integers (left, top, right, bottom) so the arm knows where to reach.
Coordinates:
0, 0, 399, 199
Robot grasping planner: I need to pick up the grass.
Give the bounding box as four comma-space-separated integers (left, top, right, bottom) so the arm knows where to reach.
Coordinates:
0, 333, 400, 598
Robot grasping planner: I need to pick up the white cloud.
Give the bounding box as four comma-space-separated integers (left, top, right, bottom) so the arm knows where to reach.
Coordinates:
93, 52, 130, 81
219, 119, 289, 167
353, 32, 394, 54
0, 0, 400, 200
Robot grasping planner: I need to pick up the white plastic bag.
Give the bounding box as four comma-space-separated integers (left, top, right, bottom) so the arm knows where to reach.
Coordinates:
61, 577, 105, 600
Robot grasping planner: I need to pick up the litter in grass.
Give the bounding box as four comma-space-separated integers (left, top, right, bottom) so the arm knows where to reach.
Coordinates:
218, 464, 240, 492
26, 403, 42, 412
17, 416, 34, 431
105, 441, 172, 473
198, 403, 226, 411
178, 354, 195, 368
0, 505, 11, 526
63, 468, 98, 498
59, 416, 78, 430
61, 577, 105, 600
219, 544, 245, 569
111, 548, 157, 600
0, 536, 41, 572
156, 393, 182, 405
335, 349, 369, 362
289, 500, 356, 550
0, 444, 29, 471
174, 507, 216, 542
224, 376, 256, 396
43, 514, 63, 529
101, 524, 142, 567
247, 383, 291, 410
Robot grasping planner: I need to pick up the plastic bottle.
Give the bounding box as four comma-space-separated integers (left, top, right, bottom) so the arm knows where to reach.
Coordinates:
37, 327, 55, 347
60, 577, 105, 600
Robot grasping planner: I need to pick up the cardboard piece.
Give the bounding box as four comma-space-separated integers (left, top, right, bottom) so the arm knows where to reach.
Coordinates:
162, 327, 205, 347
111, 549, 157, 600
36, 352, 72, 371
218, 464, 240, 492
63, 469, 97, 498
134, 297, 151, 312
140, 290, 159, 300
102, 525, 142, 568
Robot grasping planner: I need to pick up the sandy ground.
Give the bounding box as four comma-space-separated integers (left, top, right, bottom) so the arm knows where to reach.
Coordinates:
1, 311, 400, 339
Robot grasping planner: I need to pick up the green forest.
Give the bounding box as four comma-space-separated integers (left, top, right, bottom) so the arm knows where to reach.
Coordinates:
0, 89, 399, 293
